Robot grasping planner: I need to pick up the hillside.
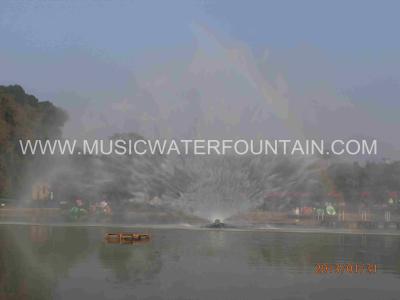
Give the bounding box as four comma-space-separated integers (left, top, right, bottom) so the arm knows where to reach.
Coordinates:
0, 85, 67, 197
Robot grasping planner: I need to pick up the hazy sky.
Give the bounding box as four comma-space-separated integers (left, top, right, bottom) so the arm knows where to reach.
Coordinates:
1, 0, 399, 157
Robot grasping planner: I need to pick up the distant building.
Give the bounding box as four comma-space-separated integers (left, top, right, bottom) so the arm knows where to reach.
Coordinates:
32, 182, 50, 202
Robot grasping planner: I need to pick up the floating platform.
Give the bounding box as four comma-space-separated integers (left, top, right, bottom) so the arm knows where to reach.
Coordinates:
105, 232, 150, 244
205, 219, 236, 229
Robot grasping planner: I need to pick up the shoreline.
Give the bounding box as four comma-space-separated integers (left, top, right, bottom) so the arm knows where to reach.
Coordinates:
1, 221, 400, 237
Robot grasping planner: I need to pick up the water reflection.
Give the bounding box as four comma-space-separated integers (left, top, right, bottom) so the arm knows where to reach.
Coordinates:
98, 242, 162, 283
1, 225, 400, 299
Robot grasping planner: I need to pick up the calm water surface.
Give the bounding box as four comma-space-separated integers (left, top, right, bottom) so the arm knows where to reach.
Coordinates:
1, 224, 400, 300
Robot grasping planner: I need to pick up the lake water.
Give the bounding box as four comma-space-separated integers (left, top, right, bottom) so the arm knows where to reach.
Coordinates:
0, 224, 400, 300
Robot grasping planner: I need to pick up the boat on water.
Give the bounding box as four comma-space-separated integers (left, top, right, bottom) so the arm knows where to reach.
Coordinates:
105, 232, 151, 243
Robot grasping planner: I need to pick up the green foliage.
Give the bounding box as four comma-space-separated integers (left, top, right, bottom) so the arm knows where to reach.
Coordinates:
0, 85, 67, 198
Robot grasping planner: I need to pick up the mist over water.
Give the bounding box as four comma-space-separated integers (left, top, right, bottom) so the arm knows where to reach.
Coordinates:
40, 145, 322, 222
170, 155, 320, 220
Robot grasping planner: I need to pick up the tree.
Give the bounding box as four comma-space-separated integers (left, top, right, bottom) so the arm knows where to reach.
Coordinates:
0, 85, 67, 198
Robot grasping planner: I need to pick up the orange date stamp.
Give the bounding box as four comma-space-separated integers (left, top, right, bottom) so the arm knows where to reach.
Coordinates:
314, 263, 377, 274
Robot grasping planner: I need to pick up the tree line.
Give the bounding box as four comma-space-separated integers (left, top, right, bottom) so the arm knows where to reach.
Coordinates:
1, 85, 399, 212
0, 85, 67, 198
